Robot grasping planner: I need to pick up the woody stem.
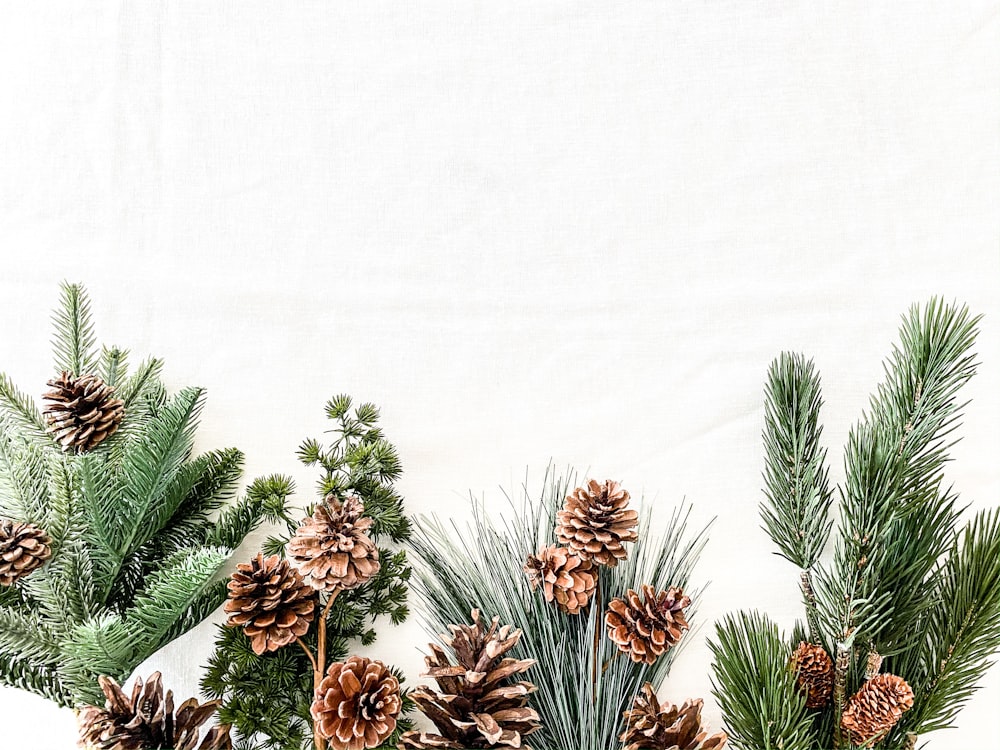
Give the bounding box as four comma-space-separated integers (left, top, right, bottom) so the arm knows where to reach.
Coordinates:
591, 581, 602, 703
313, 589, 340, 750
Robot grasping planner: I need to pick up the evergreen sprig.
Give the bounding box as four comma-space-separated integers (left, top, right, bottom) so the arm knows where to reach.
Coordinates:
0, 283, 279, 706
711, 299, 1000, 749
201, 395, 414, 750
408, 466, 712, 750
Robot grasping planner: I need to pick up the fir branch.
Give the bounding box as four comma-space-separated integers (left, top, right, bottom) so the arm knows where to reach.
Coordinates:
0, 373, 48, 442
99, 346, 129, 389
51, 281, 98, 377
0, 651, 73, 707
115, 357, 164, 410
709, 611, 814, 750
760, 352, 833, 571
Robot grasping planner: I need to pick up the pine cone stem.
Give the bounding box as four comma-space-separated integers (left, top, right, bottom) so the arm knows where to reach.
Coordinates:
313, 589, 340, 750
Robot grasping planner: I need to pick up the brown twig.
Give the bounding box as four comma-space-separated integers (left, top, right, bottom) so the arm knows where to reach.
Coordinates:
312, 588, 341, 750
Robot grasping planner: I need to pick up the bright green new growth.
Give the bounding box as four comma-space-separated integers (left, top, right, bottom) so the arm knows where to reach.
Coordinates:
710, 299, 1000, 749
201, 395, 414, 750
409, 467, 711, 750
0, 283, 281, 706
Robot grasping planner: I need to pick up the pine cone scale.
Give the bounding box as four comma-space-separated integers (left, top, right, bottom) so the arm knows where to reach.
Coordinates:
0, 520, 52, 586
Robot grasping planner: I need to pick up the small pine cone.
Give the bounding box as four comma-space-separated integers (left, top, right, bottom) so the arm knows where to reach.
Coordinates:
224, 552, 316, 655
790, 642, 834, 708
554, 479, 638, 567
288, 493, 381, 592
43, 372, 124, 453
840, 673, 915, 747
524, 545, 597, 615
0, 519, 52, 585
606, 585, 691, 665
621, 683, 728, 750
76, 672, 231, 750
311, 656, 401, 750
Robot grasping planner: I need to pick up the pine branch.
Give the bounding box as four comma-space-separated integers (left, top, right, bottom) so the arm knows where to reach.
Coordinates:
891, 508, 1000, 740
827, 300, 980, 643
409, 467, 710, 750
760, 352, 834, 571
708, 611, 814, 750
51, 281, 98, 377
99, 346, 129, 389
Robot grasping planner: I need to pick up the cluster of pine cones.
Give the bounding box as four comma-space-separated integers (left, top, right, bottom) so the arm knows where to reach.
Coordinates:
223, 492, 382, 655
791, 641, 915, 746
524, 480, 692, 665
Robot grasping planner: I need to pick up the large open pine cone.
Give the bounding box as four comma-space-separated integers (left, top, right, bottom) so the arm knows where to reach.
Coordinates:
77, 672, 231, 750
554, 479, 638, 567
840, 673, 914, 747
224, 552, 316, 655
524, 545, 597, 615
288, 493, 380, 592
606, 585, 691, 664
43, 372, 124, 452
398, 609, 541, 749
621, 683, 727, 750
311, 656, 401, 750
0, 519, 52, 585
790, 642, 834, 708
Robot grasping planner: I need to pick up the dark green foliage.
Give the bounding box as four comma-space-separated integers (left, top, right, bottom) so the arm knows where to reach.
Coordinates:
409, 467, 711, 750
201, 396, 413, 750
709, 611, 813, 750
0, 283, 279, 706
712, 299, 1000, 749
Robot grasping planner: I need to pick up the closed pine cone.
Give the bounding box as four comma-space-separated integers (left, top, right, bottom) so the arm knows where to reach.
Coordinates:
398, 609, 541, 749
621, 683, 727, 750
554, 479, 638, 567
840, 673, 914, 747
524, 545, 597, 614
76, 672, 231, 750
43, 372, 124, 452
311, 656, 401, 750
790, 642, 834, 708
224, 552, 316, 655
288, 493, 380, 592
0, 519, 52, 585
606, 585, 691, 664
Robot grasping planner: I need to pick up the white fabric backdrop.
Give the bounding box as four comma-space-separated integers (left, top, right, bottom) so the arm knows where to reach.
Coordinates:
1, 2, 998, 747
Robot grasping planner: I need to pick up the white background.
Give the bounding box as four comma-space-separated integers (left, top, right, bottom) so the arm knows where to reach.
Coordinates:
1, 2, 998, 747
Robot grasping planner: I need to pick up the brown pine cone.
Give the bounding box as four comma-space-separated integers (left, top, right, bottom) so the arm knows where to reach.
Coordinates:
0, 519, 52, 585
76, 672, 231, 750
840, 673, 914, 747
606, 585, 691, 665
398, 609, 541, 749
311, 656, 401, 750
554, 479, 638, 567
621, 683, 728, 750
288, 493, 381, 592
223, 552, 316, 655
790, 642, 834, 708
43, 372, 124, 453
524, 545, 597, 615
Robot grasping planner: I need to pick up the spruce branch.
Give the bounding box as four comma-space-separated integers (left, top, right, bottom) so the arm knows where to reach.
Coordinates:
0, 284, 262, 708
